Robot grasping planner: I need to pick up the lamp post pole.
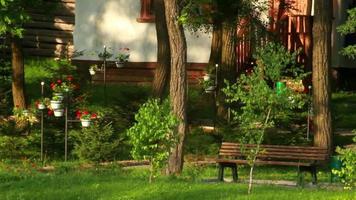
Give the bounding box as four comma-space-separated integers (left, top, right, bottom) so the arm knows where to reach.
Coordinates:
103, 45, 107, 105
40, 81, 44, 163
214, 64, 219, 129
307, 85, 312, 140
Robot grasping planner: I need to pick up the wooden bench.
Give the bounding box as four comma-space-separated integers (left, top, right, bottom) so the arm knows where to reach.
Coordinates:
216, 142, 329, 184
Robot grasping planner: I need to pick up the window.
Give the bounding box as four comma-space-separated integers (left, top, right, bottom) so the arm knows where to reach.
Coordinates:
137, 0, 155, 23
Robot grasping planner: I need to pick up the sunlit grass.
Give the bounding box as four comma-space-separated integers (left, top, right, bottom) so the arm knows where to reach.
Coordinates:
0, 163, 354, 200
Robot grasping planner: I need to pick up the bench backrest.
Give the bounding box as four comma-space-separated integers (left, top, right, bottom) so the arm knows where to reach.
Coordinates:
219, 142, 329, 161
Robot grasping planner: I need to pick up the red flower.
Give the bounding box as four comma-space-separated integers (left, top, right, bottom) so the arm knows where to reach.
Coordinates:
75, 110, 82, 119
83, 110, 89, 115
48, 109, 54, 116
57, 79, 62, 84
91, 113, 97, 119
50, 82, 55, 89
66, 75, 73, 82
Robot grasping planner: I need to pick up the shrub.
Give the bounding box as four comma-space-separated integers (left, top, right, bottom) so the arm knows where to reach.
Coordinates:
127, 99, 178, 183
332, 136, 356, 190
0, 119, 39, 159
72, 122, 121, 162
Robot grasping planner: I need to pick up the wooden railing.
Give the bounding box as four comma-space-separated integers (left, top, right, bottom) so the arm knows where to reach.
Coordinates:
236, 15, 313, 72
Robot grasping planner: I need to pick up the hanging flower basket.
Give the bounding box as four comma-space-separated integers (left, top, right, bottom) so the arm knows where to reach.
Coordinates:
54, 109, 64, 117
115, 61, 124, 68
203, 74, 211, 81
205, 85, 216, 93
37, 103, 46, 110
53, 92, 64, 101
50, 100, 62, 110
80, 119, 91, 127
89, 68, 96, 75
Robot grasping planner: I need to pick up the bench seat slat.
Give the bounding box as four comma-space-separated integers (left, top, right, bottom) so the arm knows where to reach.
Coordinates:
218, 152, 327, 161
220, 147, 328, 154
219, 150, 328, 159
221, 142, 327, 150
216, 159, 313, 167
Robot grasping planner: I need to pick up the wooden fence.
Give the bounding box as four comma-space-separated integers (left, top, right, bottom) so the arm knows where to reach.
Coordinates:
236, 15, 313, 71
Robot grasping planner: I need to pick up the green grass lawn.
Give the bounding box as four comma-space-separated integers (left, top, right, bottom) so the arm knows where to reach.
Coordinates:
0, 163, 354, 200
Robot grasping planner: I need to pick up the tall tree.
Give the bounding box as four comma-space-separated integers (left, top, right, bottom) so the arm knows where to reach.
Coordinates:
0, 0, 40, 108
164, 0, 188, 175
312, 0, 333, 152
152, 0, 171, 98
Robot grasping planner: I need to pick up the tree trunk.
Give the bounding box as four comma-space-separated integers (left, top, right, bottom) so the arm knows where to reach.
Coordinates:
164, 0, 188, 175
312, 0, 333, 153
209, 23, 222, 66
11, 36, 26, 108
217, 22, 237, 119
152, 0, 171, 98
220, 22, 237, 84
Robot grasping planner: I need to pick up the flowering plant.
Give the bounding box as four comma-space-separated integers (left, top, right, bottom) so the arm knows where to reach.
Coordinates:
35, 98, 50, 108
13, 106, 38, 125
76, 110, 98, 120
50, 75, 76, 93
115, 48, 130, 62
36, 98, 50, 105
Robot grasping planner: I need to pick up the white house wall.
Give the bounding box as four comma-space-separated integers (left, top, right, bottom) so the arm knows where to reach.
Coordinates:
74, 0, 212, 62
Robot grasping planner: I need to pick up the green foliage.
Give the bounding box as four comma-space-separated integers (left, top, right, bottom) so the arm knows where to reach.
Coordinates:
72, 123, 122, 162
127, 99, 178, 182
0, 0, 41, 37
223, 42, 308, 193
337, 7, 356, 59
254, 42, 303, 83
184, 127, 220, 156
224, 42, 307, 137
0, 58, 11, 115
0, 119, 40, 159
332, 136, 356, 190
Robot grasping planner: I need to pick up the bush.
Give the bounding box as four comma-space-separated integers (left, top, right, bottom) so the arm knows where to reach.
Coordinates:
72, 122, 122, 162
332, 136, 356, 190
127, 99, 178, 182
0, 120, 40, 159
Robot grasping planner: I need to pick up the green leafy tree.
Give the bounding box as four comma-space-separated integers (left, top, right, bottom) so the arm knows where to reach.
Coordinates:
223, 42, 307, 194
337, 7, 356, 59
0, 0, 41, 108
127, 99, 178, 182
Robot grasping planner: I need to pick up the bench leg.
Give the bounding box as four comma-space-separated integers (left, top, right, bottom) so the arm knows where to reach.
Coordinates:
218, 163, 238, 182
218, 164, 224, 181
232, 164, 238, 182
311, 166, 317, 185
298, 166, 317, 185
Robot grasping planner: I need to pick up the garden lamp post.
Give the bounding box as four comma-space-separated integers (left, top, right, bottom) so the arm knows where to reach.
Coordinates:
103, 45, 107, 106
307, 85, 312, 140
40, 81, 44, 162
